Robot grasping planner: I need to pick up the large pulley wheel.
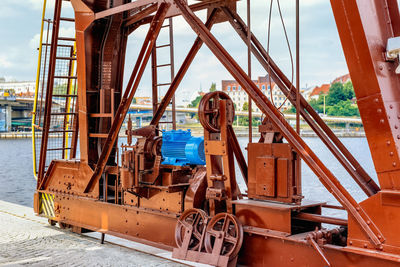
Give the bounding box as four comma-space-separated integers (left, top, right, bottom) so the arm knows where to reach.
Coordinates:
204, 213, 243, 259
199, 91, 235, 133
175, 208, 208, 251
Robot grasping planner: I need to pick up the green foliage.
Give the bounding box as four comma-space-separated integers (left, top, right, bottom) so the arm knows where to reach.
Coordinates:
242, 101, 249, 111
132, 97, 137, 104
209, 82, 217, 92
189, 95, 202, 108
309, 81, 358, 117
326, 100, 359, 117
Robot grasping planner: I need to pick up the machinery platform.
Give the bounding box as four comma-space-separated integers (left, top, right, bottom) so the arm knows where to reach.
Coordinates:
0, 200, 202, 267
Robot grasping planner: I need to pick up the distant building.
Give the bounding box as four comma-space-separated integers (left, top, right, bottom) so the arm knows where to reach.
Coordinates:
135, 96, 151, 105
309, 84, 330, 100
332, 73, 351, 84
0, 81, 35, 98
309, 74, 352, 100
221, 75, 291, 111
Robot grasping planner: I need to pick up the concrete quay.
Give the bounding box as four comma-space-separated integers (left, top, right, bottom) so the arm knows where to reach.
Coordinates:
0, 200, 208, 267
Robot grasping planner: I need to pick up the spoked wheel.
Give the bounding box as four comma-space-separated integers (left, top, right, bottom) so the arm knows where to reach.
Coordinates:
198, 91, 235, 133
175, 208, 208, 251
204, 212, 243, 260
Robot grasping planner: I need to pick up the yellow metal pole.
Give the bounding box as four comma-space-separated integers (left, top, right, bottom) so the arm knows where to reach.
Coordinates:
32, 0, 48, 180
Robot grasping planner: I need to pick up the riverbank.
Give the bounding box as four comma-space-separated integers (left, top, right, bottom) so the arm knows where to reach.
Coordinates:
0, 129, 366, 139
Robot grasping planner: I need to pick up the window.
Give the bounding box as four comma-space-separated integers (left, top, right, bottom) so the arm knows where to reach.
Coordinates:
227, 86, 231, 91
233, 86, 236, 91
262, 85, 266, 90
268, 85, 271, 90
238, 86, 241, 90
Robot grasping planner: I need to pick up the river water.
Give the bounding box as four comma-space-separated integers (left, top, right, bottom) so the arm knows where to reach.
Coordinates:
0, 137, 376, 218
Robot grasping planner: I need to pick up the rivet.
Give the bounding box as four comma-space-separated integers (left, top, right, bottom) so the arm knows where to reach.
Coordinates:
356, 207, 360, 211
393, 162, 397, 167
387, 141, 391, 146
374, 98, 379, 103
349, 241, 353, 245
390, 152, 394, 156
377, 109, 382, 113
378, 235, 382, 239
390, 104, 394, 109
395, 125, 398, 129
398, 115, 400, 119
379, 65, 384, 70
367, 220, 371, 225
380, 119, 385, 124
364, 244, 368, 248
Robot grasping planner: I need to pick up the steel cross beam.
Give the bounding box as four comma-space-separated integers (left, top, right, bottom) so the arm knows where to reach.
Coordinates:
331, 0, 400, 191
174, 0, 384, 248
84, 2, 171, 193
221, 7, 379, 197
150, 8, 219, 126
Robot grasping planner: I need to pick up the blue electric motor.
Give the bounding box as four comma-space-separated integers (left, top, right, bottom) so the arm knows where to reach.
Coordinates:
161, 129, 206, 166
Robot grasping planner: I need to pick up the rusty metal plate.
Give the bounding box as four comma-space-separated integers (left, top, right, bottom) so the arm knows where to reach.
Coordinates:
204, 140, 226, 155
256, 156, 275, 197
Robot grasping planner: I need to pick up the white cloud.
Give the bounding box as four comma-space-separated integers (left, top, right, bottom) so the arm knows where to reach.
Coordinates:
0, 55, 13, 68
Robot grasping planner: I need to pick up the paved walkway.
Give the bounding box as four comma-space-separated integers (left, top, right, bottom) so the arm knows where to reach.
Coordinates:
0, 200, 188, 267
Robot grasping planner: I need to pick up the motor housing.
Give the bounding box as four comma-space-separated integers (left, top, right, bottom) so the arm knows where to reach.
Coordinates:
161, 129, 205, 166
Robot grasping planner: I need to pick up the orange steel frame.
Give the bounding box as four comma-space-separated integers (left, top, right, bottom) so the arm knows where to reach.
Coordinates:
34, 0, 400, 266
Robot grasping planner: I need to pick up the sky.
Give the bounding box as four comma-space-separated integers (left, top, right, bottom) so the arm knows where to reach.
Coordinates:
0, 0, 368, 105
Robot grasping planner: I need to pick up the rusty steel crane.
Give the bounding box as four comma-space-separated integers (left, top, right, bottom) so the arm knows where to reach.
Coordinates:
31, 0, 400, 266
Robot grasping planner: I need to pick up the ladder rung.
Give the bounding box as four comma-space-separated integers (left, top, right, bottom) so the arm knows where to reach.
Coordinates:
54, 75, 77, 79
56, 56, 76, 60
49, 130, 75, 133
156, 83, 171, 86
156, 44, 171, 49
159, 121, 173, 124
58, 37, 76, 42
60, 17, 75, 22
89, 113, 113, 118
50, 112, 77, 116
47, 147, 71, 151
156, 63, 171, 68
42, 43, 73, 48
53, 94, 77, 97
161, 24, 170, 28
89, 133, 109, 138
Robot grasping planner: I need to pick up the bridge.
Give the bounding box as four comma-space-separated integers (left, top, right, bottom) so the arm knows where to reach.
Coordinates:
129, 104, 363, 124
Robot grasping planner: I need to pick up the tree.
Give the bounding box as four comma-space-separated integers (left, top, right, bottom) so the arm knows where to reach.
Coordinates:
188, 95, 202, 108
209, 82, 216, 92
327, 82, 346, 105
242, 101, 249, 111
343, 81, 355, 100
132, 97, 137, 104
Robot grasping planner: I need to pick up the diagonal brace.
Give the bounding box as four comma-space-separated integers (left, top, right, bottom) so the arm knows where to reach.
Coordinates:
150, 8, 219, 126
221, 7, 379, 197
174, 0, 384, 248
